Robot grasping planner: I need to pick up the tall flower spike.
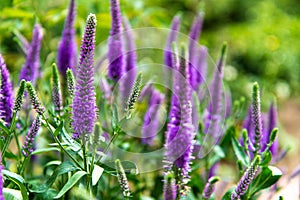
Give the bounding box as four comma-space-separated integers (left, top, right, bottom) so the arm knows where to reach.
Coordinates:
26, 81, 45, 115
252, 82, 263, 155
108, 0, 124, 82
0, 54, 14, 124
13, 80, 26, 113
202, 176, 220, 200
195, 45, 208, 88
19, 24, 43, 84
142, 89, 164, 146
52, 63, 63, 114
121, 17, 137, 101
164, 45, 195, 195
57, 0, 77, 76
205, 44, 227, 139
164, 15, 181, 69
22, 115, 41, 157
115, 159, 131, 198
72, 14, 97, 139
66, 68, 75, 99
188, 13, 204, 90
266, 100, 278, 156
125, 73, 142, 116
231, 155, 260, 200
163, 172, 177, 200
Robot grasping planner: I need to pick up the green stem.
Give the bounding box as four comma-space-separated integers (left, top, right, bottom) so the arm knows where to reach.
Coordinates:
82, 138, 88, 172
19, 156, 29, 176
41, 114, 84, 170
1, 112, 17, 160
13, 131, 22, 159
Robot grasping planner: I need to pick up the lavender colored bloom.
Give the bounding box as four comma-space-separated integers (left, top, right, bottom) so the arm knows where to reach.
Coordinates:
19, 24, 43, 84
121, 17, 137, 100
188, 13, 204, 90
0, 54, 14, 125
99, 78, 111, 101
252, 82, 263, 155
72, 14, 97, 139
22, 115, 41, 157
163, 173, 177, 200
266, 101, 278, 156
202, 176, 220, 200
208, 162, 219, 178
164, 45, 195, 193
204, 44, 227, 139
57, 0, 77, 76
225, 89, 232, 119
108, 0, 124, 82
164, 15, 181, 69
142, 89, 164, 146
231, 156, 260, 199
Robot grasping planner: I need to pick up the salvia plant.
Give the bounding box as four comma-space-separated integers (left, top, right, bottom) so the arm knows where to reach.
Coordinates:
0, 0, 289, 199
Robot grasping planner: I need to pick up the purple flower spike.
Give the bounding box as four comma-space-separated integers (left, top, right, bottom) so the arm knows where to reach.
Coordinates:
164, 45, 195, 195
202, 176, 220, 200
231, 156, 260, 199
22, 115, 41, 157
164, 15, 181, 69
0, 54, 14, 125
57, 0, 77, 76
195, 46, 208, 87
142, 89, 164, 146
205, 44, 227, 139
121, 17, 137, 100
108, 0, 124, 82
72, 14, 97, 139
252, 82, 263, 155
267, 101, 278, 156
19, 24, 43, 84
188, 13, 204, 90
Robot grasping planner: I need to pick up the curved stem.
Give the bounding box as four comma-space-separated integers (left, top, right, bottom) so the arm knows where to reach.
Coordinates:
41, 114, 84, 170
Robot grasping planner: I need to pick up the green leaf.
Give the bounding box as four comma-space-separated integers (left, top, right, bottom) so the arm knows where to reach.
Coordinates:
2, 170, 28, 200
221, 187, 235, 200
54, 171, 87, 199
92, 165, 104, 186
32, 147, 60, 155
0, 120, 9, 135
231, 136, 250, 167
29, 161, 79, 193
209, 145, 225, 166
249, 166, 282, 196
3, 188, 23, 200
53, 121, 63, 137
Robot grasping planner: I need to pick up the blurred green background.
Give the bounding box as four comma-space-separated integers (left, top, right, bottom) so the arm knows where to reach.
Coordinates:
1, 0, 300, 102
0, 0, 300, 196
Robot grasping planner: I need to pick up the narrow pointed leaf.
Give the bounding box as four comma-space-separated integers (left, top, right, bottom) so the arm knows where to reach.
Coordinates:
54, 171, 87, 199
2, 170, 28, 200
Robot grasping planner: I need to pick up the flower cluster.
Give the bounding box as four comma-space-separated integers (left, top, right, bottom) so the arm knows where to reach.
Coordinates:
72, 14, 97, 139
0, 54, 14, 125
